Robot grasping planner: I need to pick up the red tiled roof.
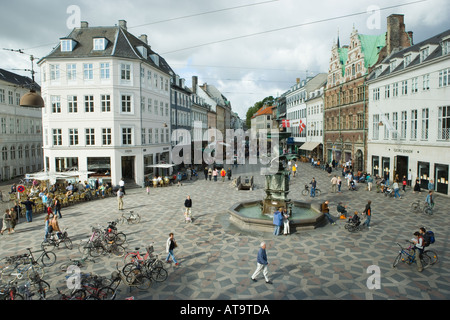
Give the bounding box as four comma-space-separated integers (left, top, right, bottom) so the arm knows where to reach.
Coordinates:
252, 105, 274, 118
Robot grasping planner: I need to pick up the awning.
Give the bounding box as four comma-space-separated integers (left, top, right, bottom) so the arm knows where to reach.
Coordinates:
299, 142, 321, 151
146, 164, 176, 168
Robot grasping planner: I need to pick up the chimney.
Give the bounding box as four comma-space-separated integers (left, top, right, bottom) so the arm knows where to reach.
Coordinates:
296, 78, 300, 84
118, 20, 127, 30
192, 76, 198, 94
139, 34, 148, 44
407, 31, 414, 46
80, 21, 89, 28
386, 14, 411, 55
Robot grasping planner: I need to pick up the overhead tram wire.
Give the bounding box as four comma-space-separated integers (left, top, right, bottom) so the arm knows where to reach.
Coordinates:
161, 0, 428, 54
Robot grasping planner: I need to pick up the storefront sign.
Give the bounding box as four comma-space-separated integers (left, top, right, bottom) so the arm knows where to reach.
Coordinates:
393, 148, 413, 154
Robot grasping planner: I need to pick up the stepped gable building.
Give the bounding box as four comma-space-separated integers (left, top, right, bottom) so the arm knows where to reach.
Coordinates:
324, 14, 412, 172
367, 28, 450, 195
38, 20, 173, 186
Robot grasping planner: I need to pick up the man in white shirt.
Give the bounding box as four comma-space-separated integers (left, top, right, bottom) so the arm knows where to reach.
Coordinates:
119, 178, 125, 195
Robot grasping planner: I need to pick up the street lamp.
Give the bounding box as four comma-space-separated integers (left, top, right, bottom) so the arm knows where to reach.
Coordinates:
19, 54, 44, 108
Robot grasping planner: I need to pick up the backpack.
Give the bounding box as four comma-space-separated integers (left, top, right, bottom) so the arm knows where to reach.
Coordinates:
424, 231, 435, 246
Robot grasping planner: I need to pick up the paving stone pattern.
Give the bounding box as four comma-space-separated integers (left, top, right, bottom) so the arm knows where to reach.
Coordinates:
0, 162, 449, 300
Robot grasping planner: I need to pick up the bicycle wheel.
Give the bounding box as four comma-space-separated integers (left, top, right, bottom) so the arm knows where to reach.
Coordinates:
410, 202, 419, 212
424, 250, 438, 265
301, 189, 308, 196
41, 241, 55, 252
34, 279, 50, 300
423, 206, 433, 216
122, 262, 141, 278
27, 264, 45, 282
135, 274, 151, 290
113, 232, 127, 245
316, 189, 321, 196
88, 242, 105, 258
40, 251, 57, 267
97, 286, 116, 300
109, 244, 125, 257
130, 213, 141, 224
393, 253, 404, 268
63, 237, 73, 250
420, 254, 431, 269
151, 266, 168, 282
4, 291, 24, 300
70, 289, 87, 300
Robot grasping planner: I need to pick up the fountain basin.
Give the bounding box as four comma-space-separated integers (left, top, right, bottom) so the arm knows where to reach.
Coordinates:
228, 200, 324, 233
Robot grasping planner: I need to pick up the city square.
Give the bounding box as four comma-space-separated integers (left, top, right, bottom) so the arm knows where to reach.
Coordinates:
0, 161, 448, 302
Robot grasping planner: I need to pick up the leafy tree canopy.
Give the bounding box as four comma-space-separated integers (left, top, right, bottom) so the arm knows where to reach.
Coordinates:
245, 96, 275, 128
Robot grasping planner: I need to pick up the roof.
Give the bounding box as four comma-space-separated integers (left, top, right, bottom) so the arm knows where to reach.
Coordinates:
338, 47, 348, 76
252, 105, 274, 118
39, 24, 172, 75
358, 33, 387, 69
0, 68, 40, 90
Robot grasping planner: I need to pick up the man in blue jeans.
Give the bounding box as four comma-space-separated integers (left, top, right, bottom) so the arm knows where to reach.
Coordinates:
310, 178, 317, 197
21, 198, 35, 222
272, 208, 283, 236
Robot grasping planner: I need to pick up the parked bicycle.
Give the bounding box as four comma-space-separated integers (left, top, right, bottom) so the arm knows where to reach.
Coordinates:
0, 280, 24, 300
59, 255, 96, 272
78, 227, 125, 258
301, 184, 321, 196
109, 263, 151, 291
118, 211, 141, 225
393, 241, 431, 269
122, 245, 168, 282
41, 228, 73, 251
18, 278, 50, 300
410, 200, 434, 215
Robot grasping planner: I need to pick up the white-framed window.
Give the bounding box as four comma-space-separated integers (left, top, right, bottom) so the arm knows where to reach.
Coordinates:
392, 112, 398, 139
439, 68, 449, 87
401, 111, 407, 140
0, 89, 4, 103
85, 128, 95, 145
101, 95, 111, 112
147, 98, 152, 113
141, 97, 145, 112
401, 80, 408, 95
141, 128, 146, 145
384, 85, 390, 99
421, 108, 429, 140
422, 74, 430, 90
69, 128, 79, 146
83, 63, 93, 80
392, 83, 399, 97
122, 127, 132, 145
50, 64, 60, 81
165, 128, 169, 143
384, 113, 390, 140
373, 88, 380, 101
8, 91, 13, 105
404, 54, 411, 67
102, 128, 112, 145
160, 101, 164, 116
411, 109, 418, 140
93, 38, 107, 51
67, 64, 76, 81
148, 128, 153, 144
420, 47, 429, 62
438, 106, 450, 140
155, 129, 159, 143
67, 96, 78, 113
100, 63, 110, 79
120, 63, 131, 80
165, 103, 169, 117
51, 95, 61, 113
84, 95, 94, 112
52, 129, 62, 146
443, 40, 450, 55
121, 94, 132, 113
411, 77, 418, 93
60, 39, 74, 52
154, 100, 158, 115
1, 146, 7, 161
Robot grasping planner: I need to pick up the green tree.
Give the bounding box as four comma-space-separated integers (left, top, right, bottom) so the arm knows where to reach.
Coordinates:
245, 96, 275, 128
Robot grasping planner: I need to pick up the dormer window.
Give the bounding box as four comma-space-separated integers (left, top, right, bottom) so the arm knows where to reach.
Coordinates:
442, 39, 450, 55
137, 45, 147, 59
390, 59, 397, 71
420, 47, 429, 62
404, 54, 411, 67
93, 38, 107, 51
60, 39, 76, 52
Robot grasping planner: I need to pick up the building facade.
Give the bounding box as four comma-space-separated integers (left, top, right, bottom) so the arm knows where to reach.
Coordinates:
0, 69, 43, 181
367, 29, 450, 195
38, 20, 172, 187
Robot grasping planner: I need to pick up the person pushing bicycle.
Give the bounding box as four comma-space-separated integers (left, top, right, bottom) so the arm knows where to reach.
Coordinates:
412, 231, 425, 272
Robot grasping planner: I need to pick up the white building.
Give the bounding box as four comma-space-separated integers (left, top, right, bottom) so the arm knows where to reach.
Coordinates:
0, 69, 43, 181
38, 20, 172, 187
367, 29, 450, 195
304, 83, 326, 160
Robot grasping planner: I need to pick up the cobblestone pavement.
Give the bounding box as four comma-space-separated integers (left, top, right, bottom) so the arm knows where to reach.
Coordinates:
0, 161, 449, 301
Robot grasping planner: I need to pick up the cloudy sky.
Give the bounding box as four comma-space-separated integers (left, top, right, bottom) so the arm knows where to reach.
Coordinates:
1, 0, 449, 119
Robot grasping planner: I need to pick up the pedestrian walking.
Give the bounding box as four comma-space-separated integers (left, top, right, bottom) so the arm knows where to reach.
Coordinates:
54, 197, 62, 218
402, 175, 407, 192
1, 209, 13, 235
362, 200, 372, 229
227, 168, 232, 181
165, 233, 179, 266
272, 208, 283, 236
337, 176, 342, 193
184, 195, 192, 222
21, 198, 35, 222
310, 178, 317, 198
9, 207, 17, 232
282, 208, 290, 235
220, 168, 226, 182
330, 175, 338, 193
117, 188, 124, 210
393, 180, 401, 199
208, 168, 212, 181
119, 178, 125, 195
366, 174, 373, 191
213, 168, 218, 182
204, 166, 209, 181
251, 242, 272, 284
292, 163, 297, 177
43, 214, 52, 242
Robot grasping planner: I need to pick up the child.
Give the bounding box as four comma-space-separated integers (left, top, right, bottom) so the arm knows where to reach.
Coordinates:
402, 175, 407, 192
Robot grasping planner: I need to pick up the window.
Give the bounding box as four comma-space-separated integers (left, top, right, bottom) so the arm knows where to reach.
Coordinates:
357, 113, 364, 129
401, 111, 407, 139
357, 87, 364, 102
147, 98, 152, 113
148, 128, 153, 144
392, 83, 399, 97
154, 100, 158, 115
69, 129, 79, 145
165, 103, 169, 117
438, 106, 450, 140
50, 64, 60, 81
404, 54, 411, 67
121, 64, 131, 80
84, 95, 94, 112
411, 109, 418, 140
443, 40, 450, 55
51, 96, 61, 113
141, 128, 146, 144
154, 73, 158, 88
420, 47, 429, 62
141, 97, 145, 112
439, 68, 449, 87
67, 64, 76, 81
101, 95, 111, 112
166, 128, 169, 143
372, 114, 379, 140
160, 101, 164, 116
18, 146, 23, 159
100, 63, 110, 79
421, 108, 429, 140
392, 112, 398, 139
373, 88, 380, 101
411, 77, 418, 93
68, 96, 78, 113
83, 63, 93, 80
122, 127, 132, 145
121, 95, 132, 113
102, 128, 112, 145
0, 89, 4, 103
10, 146, 15, 160
60, 39, 74, 52
155, 129, 159, 143
85, 128, 95, 145
384, 113, 390, 140
53, 129, 62, 146
384, 85, 390, 99
423, 74, 430, 90
1, 147, 7, 161
93, 38, 107, 51
401, 80, 408, 95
